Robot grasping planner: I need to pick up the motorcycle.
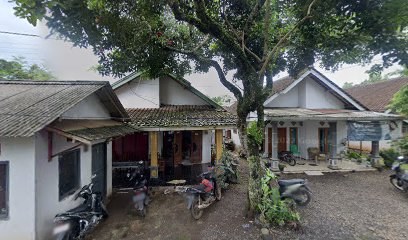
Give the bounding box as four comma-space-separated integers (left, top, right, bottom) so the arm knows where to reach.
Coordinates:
390, 156, 408, 191
277, 178, 312, 206
176, 170, 222, 220
129, 161, 150, 217
53, 183, 108, 240
278, 151, 297, 166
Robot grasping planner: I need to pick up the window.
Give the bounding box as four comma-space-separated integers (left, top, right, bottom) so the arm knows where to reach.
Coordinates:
226, 130, 232, 139
0, 161, 9, 219
59, 149, 80, 200
289, 128, 298, 145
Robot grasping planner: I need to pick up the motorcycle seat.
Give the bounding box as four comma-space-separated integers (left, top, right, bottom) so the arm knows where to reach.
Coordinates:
278, 179, 305, 186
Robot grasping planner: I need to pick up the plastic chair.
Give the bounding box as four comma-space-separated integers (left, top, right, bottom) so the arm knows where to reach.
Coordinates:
290, 144, 301, 161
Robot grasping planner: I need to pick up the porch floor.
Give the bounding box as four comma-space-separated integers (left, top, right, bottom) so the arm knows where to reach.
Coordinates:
282, 159, 376, 174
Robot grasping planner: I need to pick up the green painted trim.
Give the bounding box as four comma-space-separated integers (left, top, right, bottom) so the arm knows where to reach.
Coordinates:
111, 72, 144, 90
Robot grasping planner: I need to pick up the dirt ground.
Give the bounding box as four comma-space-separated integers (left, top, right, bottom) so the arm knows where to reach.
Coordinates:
87, 159, 260, 240
88, 161, 408, 240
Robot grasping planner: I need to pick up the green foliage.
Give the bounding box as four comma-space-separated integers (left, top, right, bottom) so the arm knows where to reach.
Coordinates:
392, 135, 408, 156
258, 168, 300, 226
346, 151, 361, 159
342, 82, 354, 89
211, 95, 232, 106
390, 85, 408, 116
380, 148, 400, 167
216, 151, 239, 189
247, 121, 263, 145
0, 57, 55, 80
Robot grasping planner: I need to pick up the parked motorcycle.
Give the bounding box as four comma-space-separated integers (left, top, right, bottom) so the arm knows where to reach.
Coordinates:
53, 183, 108, 240
129, 161, 150, 217
390, 156, 408, 191
277, 178, 312, 206
176, 170, 222, 220
278, 151, 297, 166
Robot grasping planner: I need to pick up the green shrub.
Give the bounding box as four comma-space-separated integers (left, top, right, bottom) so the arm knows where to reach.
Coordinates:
258, 169, 300, 226
380, 148, 400, 167
216, 151, 239, 189
347, 151, 361, 159
247, 121, 263, 145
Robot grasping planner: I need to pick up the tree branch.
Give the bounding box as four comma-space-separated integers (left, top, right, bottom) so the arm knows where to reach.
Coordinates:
164, 45, 243, 101
259, 0, 318, 80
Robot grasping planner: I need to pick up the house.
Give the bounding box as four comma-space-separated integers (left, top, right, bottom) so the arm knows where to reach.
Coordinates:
111, 73, 237, 185
0, 80, 135, 240
227, 69, 403, 160
345, 77, 408, 151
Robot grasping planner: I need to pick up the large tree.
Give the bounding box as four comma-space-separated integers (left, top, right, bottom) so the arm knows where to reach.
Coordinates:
13, 0, 408, 212
0, 57, 55, 80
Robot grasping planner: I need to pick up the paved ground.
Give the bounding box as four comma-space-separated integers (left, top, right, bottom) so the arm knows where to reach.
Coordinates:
87, 162, 408, 240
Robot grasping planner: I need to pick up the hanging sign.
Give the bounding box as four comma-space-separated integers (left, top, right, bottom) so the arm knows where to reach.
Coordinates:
347, 121, 391, 141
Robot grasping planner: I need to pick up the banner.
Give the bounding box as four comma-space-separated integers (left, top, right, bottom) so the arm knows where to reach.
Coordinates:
347, 121, 391, 141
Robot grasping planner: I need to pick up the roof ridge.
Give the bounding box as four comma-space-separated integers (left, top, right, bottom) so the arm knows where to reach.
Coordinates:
347, 76, 408, 89
0, 80, 108, 85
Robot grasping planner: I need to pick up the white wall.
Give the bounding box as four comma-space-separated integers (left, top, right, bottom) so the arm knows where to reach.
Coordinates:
159, 76, 208, 106
265, 77, 345, 109
61, 93, 111, 119
33, 130, 114, 240
0, 137, 36, 240
114, 78, 160, 108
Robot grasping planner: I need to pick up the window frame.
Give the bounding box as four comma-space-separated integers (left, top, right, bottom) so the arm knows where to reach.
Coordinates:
0, 161, 9, 220
58, 149, 81, 201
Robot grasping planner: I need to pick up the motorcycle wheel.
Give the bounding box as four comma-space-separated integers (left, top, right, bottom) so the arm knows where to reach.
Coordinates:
293, 188, 311, 206
390, 176, 405, 191
190, 198, 203, 220
215, 187, 222, 201
287, 158, 296, 166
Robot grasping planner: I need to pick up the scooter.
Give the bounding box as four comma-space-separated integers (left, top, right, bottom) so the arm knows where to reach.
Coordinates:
277, 178, 312, 206
390, 156, 408, 192
129, 161, 150, 217
53, 183, 108, 240
176, 170, 222, 220
278, 151, 297, 166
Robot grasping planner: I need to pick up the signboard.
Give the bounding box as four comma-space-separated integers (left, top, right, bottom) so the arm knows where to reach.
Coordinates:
347, 121, 391, 141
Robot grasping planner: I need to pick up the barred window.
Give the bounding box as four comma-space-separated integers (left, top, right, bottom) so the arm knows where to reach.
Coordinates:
59, 149, 80, 200
0, 161, 9, 219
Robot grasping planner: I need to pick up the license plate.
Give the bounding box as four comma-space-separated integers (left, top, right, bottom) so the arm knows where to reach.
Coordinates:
53, 223, 70, 235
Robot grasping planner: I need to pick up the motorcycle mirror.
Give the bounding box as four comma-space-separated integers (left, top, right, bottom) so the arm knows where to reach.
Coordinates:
398, 156, 404, 160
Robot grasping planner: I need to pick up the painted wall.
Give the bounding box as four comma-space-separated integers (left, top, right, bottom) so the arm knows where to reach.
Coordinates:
159, 76, 208, 106
266, 85, 299, 108
304, 78, 344, 109
114, 78, 160, 108
265, 77, 345, 109
61, 93, 111, 119
0, 137, 36, 240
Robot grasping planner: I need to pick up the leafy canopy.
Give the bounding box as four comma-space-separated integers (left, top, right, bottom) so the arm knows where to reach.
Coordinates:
0, 57, 55, 80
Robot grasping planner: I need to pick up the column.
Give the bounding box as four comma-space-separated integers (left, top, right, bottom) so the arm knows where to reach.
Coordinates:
215, 129, 223, 163
150, 131, 158, 178
371, 141, 380, 158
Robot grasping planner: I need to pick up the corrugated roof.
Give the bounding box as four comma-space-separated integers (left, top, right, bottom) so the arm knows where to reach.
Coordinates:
0, 80, 129, 137
264, 108, 402, 121
65, 124, 138, 141
127, 105, 237, 129
345, 77, 408, 112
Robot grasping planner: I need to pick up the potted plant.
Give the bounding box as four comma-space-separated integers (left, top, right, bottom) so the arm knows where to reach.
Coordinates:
278, 163, 286, 172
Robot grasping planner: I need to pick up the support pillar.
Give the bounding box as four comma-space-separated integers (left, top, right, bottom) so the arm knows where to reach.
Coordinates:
215, 129, 223, 164
150, 131, 158, 178
371, 140, 381, 167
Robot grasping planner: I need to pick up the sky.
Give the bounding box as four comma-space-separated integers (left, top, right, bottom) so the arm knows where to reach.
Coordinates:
0, 1, 403, 102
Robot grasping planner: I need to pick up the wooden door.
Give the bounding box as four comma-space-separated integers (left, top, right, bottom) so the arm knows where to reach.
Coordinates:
277, 128, 287, 153
318, 128, 330, 154
190, 131, 202, 163
267, 128, 272, 157
173, 131, 183, 165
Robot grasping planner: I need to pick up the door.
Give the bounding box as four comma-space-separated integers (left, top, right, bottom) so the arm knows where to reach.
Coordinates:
318, 128, 330, 154
92, 143, 107, 198
173, 131, 183, 165
277, 128, 287, 153
267, 128, 272, 157
190, 131, 203, 163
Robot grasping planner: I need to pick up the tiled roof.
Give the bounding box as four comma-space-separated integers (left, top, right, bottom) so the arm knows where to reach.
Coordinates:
345, 77, 408, 112
127, 105, 237, 128
264, 108, 402, 121
0, 80, 129, 137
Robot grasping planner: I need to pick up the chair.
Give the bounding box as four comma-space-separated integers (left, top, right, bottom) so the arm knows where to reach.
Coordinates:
290, 144, 301, 162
